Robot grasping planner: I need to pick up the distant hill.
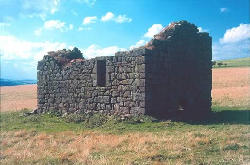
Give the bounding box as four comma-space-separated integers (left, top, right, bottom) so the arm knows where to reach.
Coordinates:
213, 57, 250, 68
0, 79, 37, 86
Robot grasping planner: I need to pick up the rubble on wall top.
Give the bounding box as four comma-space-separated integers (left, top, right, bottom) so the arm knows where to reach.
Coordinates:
145, 20, 206, 49
153, 20, 199, 40
115, 47, 151, 57
46, 47, 84, 66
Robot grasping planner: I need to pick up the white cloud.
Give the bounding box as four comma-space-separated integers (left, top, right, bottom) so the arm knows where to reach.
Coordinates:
83, 16, 97, 25
0, 35, 128, 79
69, 24, 74, 30
44, 20, 65, 30
34, 28, 42, 36
220, 24, 250, 44
0, 35, 68, 79
0, 35, 67, 61
213, 40, 250, 60
78, 27, 84, 31
21, 0, 61, 19
78, 27, 92, 31
144, 24, 163, 38
129, 24, 164, 50
116, 15, 132, 23
34, 20, 74, 36
213, 24, 250, 60
1, 0, 97, 21
101, 12, 115, 22
198, 27, 208, 32
83, 44, 125, 59
75, 0, 96, 6
130, 40, 146, 50
197, 27, 203, 32
0, 22, 11, 27
220, 8, 228, 13
101, 12, 132, 23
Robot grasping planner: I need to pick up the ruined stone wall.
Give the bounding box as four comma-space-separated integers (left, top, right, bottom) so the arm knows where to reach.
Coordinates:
37, 20, 212, 118
37, 49, 148, 115
144, 21, 212, 118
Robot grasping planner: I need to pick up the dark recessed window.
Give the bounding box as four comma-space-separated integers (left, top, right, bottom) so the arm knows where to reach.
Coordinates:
97, 60, 106, 87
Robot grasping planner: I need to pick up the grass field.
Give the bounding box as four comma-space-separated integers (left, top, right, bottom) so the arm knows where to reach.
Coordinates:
212, 67, 250, 107
213, 57, 250, 68
0, 66, 249, 164
0, 85, 37, 112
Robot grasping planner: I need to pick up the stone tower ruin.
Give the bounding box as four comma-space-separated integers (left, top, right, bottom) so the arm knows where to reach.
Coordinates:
37, 20, 212, 119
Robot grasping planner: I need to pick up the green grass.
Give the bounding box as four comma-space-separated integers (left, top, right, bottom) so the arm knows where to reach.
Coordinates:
0, 110, 84, 132
0, 110, 180, 133
213, 57, 250, 68
0, 107, 249, 133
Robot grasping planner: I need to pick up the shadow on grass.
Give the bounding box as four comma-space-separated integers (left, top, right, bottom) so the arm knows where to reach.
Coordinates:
208, 110, 250, 124
172, 110, 250, 125
149, 107, 250, 125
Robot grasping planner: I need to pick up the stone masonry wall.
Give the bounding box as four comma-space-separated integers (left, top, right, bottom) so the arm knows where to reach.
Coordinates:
37, 20, 212, 118
37, 49, 148, 115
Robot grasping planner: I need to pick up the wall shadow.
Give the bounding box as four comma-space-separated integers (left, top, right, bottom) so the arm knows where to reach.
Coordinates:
206, 110, 250, 125
151, 110, 250, 125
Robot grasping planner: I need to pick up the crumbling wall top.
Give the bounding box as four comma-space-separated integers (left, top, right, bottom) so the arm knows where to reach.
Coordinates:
145, 20, 210, 49
115, 47, 152, 57
46, 47, 84, 66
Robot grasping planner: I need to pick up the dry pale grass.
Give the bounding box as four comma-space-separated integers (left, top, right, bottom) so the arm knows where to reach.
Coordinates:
0, 85, 37, 112
1, 128, 249, 164
212, 67, 250, 107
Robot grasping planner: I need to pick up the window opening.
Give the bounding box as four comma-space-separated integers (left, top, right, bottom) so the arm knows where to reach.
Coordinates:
97, 60, 106, 87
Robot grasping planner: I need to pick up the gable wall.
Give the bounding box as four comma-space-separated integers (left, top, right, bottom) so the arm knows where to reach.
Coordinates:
145, 31, 212, 117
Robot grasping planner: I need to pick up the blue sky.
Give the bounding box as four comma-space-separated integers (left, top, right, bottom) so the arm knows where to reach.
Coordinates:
0, 0, 249, 80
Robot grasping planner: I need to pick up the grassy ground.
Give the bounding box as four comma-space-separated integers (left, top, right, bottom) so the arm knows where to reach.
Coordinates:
0, 107, 249, 164
0, 64, 249, 164
213, 57, 250, 68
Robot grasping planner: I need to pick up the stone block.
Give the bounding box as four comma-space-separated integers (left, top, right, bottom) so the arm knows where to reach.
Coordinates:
123, 91, 131, 98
